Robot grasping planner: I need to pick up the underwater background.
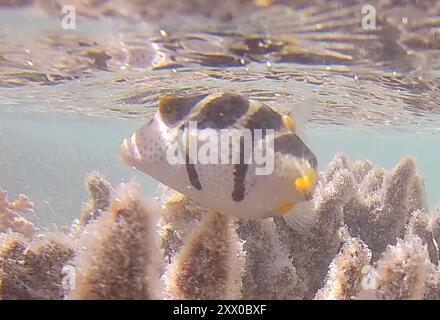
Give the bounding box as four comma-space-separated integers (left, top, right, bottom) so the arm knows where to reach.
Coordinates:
1, 0, 439, 228
1, 0, 440, 300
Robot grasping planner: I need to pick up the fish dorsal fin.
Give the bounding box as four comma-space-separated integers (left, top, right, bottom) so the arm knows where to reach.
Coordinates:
284, 96, 316, 138
282, 114, 297, 133
158, 93, 208, 126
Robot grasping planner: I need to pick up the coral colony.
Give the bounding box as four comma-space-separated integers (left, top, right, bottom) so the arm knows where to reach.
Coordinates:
1, 154, 439, 300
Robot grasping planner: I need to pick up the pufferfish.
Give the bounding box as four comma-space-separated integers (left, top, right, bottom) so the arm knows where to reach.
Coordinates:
119, 92, 318, 231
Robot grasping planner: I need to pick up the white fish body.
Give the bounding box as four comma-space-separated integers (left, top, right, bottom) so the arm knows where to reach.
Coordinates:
120, 92, 318, 230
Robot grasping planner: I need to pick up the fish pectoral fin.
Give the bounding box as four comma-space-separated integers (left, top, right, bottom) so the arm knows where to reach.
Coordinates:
282, 200, 317, 233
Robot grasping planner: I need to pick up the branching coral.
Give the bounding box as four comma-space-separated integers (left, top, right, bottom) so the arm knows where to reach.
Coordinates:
356, 235, 431, 300
158, 154, 437, 300
75, 171, 113, 230
314, 233, 371, 300
343, 155, 426, 260
273, 162, 356, 298
431, 205, 440, 261
0, 232, 74, 300
406, 209, 438, 264
158, 191, 205, 262
164, 211, 244, 300
67, 182, 163, 300
0, 187, 37, 238
424, 266, 440, 300
238, 218, 301, 299
373, 235, 431, 300
1, 153, 440, 300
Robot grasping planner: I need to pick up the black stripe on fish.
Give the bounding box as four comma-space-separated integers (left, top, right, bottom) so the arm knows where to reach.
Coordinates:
191, 93, 249, 129
186, 163, 202, 190
243, 103, 284, 137
232, 136, 248, 202
159, 93, 208, 127
274, 133, 318, 168
183, 127, 203, 190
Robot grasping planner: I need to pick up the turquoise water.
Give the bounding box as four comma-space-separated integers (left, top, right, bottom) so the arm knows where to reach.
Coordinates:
0, 111, 154, 227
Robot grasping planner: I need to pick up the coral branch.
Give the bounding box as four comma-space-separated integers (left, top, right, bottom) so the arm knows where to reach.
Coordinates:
159, 190, 204, 262
165, 211, 244, 300
67, 182, 163, 300
357, 235, 431, 300
238, 218, 301, 299
315, 234, 371, 300
0, 187, 37, 238
274, 156, 356, 298
78, 171, 113, 228
344, 156, 426, 260
424, 266, 440, 300
0, 233, 74, 300
406, 209, 438, 264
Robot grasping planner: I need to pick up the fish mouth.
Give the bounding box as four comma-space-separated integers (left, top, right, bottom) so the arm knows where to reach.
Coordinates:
119, 133, 141, 167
